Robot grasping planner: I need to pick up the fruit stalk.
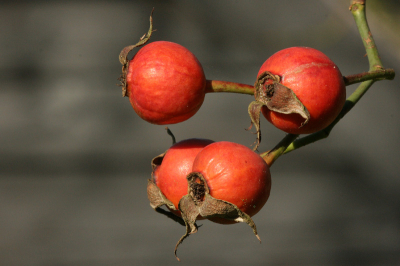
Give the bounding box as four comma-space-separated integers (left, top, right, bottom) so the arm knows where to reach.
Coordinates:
205, 80, 254, 95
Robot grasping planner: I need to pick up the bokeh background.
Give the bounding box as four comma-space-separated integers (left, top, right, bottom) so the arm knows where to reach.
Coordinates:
1, 0, 399, 265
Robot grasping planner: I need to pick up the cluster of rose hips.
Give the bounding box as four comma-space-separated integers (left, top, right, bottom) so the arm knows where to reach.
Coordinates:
118, 11, 346, 261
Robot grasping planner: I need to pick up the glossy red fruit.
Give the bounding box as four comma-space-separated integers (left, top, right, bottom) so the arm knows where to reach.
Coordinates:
191, 141, 271, 224
154, 138, 214, 215
259, 47, 346, 134
126, 41, 206, 125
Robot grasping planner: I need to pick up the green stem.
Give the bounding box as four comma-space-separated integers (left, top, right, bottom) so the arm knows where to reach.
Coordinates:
205, 80, 254, 95
350, 0, 383, 70
260, 134, 299, 166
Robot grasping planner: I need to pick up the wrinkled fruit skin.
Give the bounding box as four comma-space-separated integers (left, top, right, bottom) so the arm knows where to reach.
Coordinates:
126, 41, 206, 125
192, 141, 271, 224
154, 138, 214, 216
259, 47, 346, 134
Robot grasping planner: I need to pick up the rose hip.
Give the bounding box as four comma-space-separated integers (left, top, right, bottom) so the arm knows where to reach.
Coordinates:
125, 41, 206, 125
154, 138, 214, 215
259, 47, 346, 134
191, 141, 271, 224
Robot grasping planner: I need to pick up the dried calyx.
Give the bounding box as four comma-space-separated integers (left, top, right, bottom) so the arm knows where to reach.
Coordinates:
147, 152, 186, 225
175, 172, 260, 260
248, 71, 310, 150
147, 158, 260, 261
117, 8, 155, 97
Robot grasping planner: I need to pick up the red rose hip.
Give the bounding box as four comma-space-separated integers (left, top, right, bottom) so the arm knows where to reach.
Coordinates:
126, 41, 206, 125
154, 138, 214, 214
191, 141, 271, 224
259, 47, 346, 134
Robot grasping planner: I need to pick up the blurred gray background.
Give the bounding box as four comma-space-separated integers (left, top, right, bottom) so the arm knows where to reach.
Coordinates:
1, 0, 399, 265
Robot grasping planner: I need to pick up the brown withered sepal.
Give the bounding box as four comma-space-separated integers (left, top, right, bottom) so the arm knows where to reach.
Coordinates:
174, 172, 260, 261
118, 8, 155, 97
248, 71, 310, 150
147, 159, 261, 261
146, 152, 186, 226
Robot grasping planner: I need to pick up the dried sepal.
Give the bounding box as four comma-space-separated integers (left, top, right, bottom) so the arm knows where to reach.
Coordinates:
247, 101, 264, 151
255, 71, 310, 126
118, 8, 155, 97
151, 152, 164, 171
247, 71, 310, 148
146, 179, 187, 226
261, 83, 310, 126
199, 193, 260, 243
147, 151, 187, 226
174, 172, 260, 261
147, 178, 175, 210
174, 195, 199, 261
